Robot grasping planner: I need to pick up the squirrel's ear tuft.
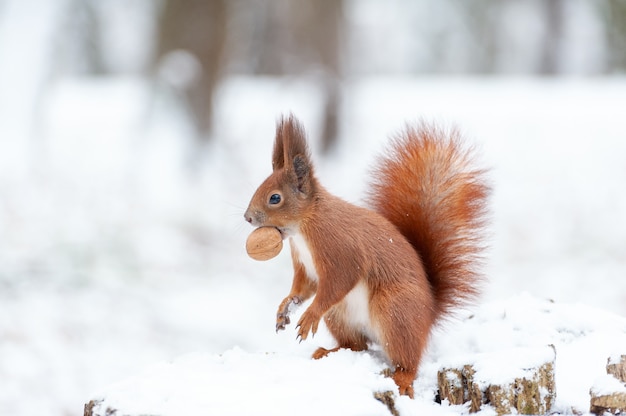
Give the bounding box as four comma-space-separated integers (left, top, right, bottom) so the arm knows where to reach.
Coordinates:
272, 120, 286, 171
275, 114, 315, 194
281, 114, 309, 162
274, 114, 311, 167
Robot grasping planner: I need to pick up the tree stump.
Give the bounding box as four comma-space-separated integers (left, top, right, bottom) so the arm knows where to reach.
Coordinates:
590, 389, 626, 415
437, 346, 556, 415
590, 354, 626, 415
437, 367, 465, 405
607, 354, 626, 383
83, 399, 104, 416
438, 365, 484, 412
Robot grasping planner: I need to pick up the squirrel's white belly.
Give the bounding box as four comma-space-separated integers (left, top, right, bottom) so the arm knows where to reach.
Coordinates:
343, 282, 380, 343
290, 233, 379, 343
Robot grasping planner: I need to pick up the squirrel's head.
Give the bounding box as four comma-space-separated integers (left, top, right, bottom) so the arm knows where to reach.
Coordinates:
244, 115, 318, 236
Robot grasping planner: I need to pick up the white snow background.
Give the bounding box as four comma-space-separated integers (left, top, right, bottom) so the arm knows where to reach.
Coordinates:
1, 3, 626, 416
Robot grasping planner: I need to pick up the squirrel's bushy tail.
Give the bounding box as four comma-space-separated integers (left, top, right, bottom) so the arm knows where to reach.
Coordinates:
367, 122, 490, 319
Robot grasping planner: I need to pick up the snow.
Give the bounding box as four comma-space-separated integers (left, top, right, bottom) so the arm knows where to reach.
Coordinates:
1, 74, 626, 415
90, 348, 397, 416
86, 294, 626, 415
609, 354, 626, 366
427, 294, 626, 413
591, 374, 626, 396
461, 346, 555, 387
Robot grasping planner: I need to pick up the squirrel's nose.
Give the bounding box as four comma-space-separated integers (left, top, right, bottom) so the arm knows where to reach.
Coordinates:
244, 213, 252, 223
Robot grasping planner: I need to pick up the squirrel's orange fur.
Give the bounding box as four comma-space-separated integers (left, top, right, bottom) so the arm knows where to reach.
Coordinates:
244, 115, 489, 397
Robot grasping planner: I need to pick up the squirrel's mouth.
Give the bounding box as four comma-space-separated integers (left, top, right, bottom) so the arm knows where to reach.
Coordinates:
276, 227, 293, 240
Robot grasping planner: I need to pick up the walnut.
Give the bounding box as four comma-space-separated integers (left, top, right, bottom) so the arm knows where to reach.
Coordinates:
246, 227, 283, 261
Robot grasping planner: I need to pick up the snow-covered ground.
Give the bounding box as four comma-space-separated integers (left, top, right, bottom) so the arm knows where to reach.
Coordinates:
1, 76, 625, 415
86, 294, 626, 415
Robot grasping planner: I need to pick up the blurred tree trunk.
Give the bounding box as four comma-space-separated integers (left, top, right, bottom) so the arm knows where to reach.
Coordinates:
251, 0, 343, 154
155, 0, 227, 140
153, 0, 342, 151
57, 0, 107, 75
602, 0, 626, 73
538, 0, 565, 75
459, 0, 500, 74
302, 0, 343, 154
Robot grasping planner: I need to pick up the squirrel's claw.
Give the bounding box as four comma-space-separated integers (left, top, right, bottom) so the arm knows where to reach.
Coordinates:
276, 314, 290, 332
295, 308, 319, 342
276, 296, 301, 333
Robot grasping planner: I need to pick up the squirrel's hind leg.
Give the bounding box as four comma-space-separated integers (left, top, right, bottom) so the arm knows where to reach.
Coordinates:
392, 366, 416, 398
371, 287, 434, 399
311, 342, 367, 359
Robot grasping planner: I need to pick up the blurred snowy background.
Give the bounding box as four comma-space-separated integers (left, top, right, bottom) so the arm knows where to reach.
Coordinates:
0, 0, 625, 415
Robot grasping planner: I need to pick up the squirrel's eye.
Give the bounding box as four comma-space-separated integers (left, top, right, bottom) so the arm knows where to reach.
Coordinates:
269, 194, 282, 205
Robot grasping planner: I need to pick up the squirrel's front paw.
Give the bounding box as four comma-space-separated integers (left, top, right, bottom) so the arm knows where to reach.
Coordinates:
296, 308, 320, 342
276, 296, 302, 332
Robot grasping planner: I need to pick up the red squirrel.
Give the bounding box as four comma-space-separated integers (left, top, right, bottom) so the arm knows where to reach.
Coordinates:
244, 115, 489, 398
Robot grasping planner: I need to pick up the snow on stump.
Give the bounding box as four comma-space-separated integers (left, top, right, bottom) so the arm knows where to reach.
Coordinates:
437, 346, 556, 415
589, 353, 626, 415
